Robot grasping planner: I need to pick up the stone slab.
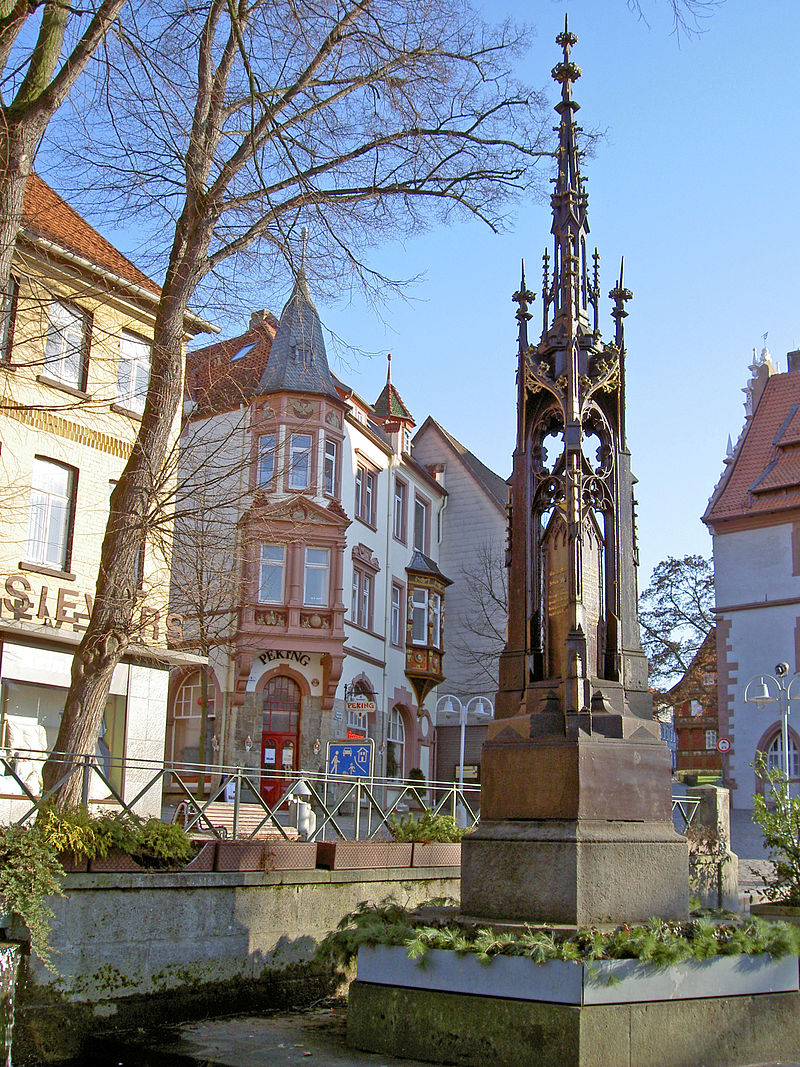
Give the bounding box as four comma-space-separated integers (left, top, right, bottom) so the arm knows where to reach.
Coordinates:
347, 981, 800, 1067
357, 946, 799, 1005
460, 820, 689, 924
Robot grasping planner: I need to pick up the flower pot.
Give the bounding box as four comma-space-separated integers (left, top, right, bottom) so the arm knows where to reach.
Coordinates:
411, 842, 461, 867
316, 841, 413, 870
182, 842, 216, 872
214, 840, 266, 872
265, 841, 318, 870
88, 849, 149, 873
57, 851, 88, 873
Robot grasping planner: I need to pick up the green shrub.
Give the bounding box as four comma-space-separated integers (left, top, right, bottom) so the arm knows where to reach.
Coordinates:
753, 753, 800, 905
38, 807, 194, 868
0, 823, 64, 967
388, 811, 466, 843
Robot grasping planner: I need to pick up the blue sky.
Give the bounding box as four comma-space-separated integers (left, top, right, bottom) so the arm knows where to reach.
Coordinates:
309, 0, 800, 588
46, 0, 799, 589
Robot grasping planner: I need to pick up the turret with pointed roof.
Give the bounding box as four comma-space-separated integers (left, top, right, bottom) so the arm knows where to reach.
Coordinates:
373, 353, 415, 423
257, 268, 339, 400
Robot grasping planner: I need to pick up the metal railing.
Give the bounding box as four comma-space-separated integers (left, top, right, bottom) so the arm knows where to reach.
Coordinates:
0, 748, 700, 840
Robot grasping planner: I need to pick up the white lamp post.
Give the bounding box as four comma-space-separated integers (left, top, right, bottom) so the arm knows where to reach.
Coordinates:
744, 664, 800, 783
436, 694, 493, 827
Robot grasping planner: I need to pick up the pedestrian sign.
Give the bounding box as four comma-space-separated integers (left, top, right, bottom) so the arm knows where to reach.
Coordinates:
326, 739, 373, 778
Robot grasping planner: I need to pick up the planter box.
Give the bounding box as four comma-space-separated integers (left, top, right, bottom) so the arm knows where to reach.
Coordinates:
58, 851, 88, 873
411, 842, 460, 867
214, 840, 266, 871
88, 850, 150, 873
264, 841, 317, 871
182, 842, 216, 872
316, 841, 413, 870
357, 945, 799, 1005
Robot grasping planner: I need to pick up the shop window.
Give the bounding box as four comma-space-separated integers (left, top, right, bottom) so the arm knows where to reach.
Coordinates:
304, 547, 330, 606
413, 494, 429, 552
117, 330, 151, 414
323, 437, 339, 496
169, 671, 216, 768
25, 457, 77, 571
351, 567, 373, 630
390, 581, 404, 646
288, 432, 312, 489
259, 544, 286, 603
1, 275, 18, 361
393, 477, 407, 542
386, 706, 405, 779
0, 678, 126, 794
258, 433, 276, 486
766, 733, 800, 779
45, 299, 89, 389
355, 464, 376, 526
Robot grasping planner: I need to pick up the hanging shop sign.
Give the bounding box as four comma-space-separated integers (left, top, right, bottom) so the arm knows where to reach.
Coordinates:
346, 699, 376, 714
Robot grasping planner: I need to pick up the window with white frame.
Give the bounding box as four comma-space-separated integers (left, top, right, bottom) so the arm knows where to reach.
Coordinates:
411, 586, 428, 644
390, 582, 403, 646
26, 458, 77, 570
303, 548, 330, 606
117, 330, 151, 414
393, 478, 407, 542
705, 729, 717, 751
259, 544, 285, 603
258, 433, 276, 486
288, 433, 312, 489
690, 700, 702, 717
323, 437, 338, 496
346, 707, 368, 736
429, 591, 441, 648
351, 567, 373, 630
767, 733, 800, 779
386, 706, 405, 779
355, 464, 376, 525
169, 671, 216, 766
45, 300, 89, 389
413, 495, 429, 552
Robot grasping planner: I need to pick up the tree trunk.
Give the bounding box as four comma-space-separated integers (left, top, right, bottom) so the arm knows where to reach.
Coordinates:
0, 121, 44, 304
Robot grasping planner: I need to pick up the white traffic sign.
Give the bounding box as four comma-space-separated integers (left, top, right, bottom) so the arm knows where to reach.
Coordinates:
717, 737, 731, 754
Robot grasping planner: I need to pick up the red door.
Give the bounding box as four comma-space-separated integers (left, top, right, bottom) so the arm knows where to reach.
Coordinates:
260, 675, 300, 807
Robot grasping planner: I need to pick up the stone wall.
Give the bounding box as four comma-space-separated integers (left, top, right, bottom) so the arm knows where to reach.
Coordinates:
15, 867, 459, 1065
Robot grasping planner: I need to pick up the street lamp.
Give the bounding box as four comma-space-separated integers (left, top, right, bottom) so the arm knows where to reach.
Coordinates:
435, 694, 493, 827
744, 663, 800, 783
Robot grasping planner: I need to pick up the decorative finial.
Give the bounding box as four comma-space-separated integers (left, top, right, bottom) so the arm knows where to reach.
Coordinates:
300, 225, 309, 273
553, 15, 580, 86
387, 351, 392, 383
512, 260, 535, 326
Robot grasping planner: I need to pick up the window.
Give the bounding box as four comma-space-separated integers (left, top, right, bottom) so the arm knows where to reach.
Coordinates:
390, 582, 404, 646
1, 276, 18, 361
304, 548, 330, 606
170, 671, 217, 766
411, 587, 428, 644
288, 433, 312, 489
355, 464, 376, 525
393, 478, 407, 542
26, 458, 76, 570
690, 700, 702, 717
45, 300, 89, 389
117, 331, 151, 414
429, 592, 441, 648
347, 707, 368, 736
351, 568, 373, 630
258, 433, 276, 486
413, 495, 429, 552
259, 544, 285, 603
323, 438, 338, 496
705, 729, 717, 751
386, 706, 405, 779
767, 733, 800, 779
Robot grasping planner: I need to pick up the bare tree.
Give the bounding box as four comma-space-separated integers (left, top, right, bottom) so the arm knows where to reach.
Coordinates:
0, 0, 128, 304
449, 537, 508, 698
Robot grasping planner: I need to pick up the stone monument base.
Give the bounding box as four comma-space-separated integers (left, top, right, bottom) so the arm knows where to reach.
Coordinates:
461, 819, 689, 924
348, 982, 800, 1067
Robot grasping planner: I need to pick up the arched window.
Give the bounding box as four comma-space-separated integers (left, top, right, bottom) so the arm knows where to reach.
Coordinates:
169, 671, 216, 766
386, 706, 406, 779
766, 733, 800, 780
262, 675, 301, 734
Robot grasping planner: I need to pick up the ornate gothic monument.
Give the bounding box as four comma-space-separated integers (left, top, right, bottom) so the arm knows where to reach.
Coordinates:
460, 21, 688, 924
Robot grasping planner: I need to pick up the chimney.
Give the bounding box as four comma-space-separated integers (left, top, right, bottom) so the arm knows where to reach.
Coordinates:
249, 309, 273, 331
787, 350, 800, 373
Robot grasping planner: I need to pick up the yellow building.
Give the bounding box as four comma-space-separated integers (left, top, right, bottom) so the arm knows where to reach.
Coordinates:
0, 175, 213, 817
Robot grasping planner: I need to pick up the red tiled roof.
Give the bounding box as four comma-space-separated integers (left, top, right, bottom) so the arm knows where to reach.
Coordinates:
704, 372, 800, 525
21, 174, 160, 295
186, 320, 276, 417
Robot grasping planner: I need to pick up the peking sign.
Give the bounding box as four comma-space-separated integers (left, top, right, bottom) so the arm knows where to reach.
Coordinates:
1, 574, 183, 642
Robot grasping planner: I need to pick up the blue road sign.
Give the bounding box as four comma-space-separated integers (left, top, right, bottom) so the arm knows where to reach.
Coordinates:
327, 741, 373, 777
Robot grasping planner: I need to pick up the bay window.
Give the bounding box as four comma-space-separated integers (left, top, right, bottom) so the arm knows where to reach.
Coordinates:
259, 544, 285, 603
304, 548, 330, 606
288, 433, 312, 489
323, 437, 338, 496
411, 587, 428, 644
258, 433, 276, 486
